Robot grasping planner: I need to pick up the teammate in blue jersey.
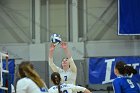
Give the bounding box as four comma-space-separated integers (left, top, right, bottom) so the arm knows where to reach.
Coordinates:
49, 72, 91, 93
113, 61, 140, 93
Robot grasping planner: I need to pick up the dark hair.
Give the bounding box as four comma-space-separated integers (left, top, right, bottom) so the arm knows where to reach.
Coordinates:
115, 61, 137, 76
51, 72, 62, 93
18, 61, 45, 88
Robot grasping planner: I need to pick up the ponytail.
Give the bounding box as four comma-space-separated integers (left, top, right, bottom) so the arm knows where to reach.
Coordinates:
58, 85, 62, 93
51, 72, 62, 93
124, 65, 137, 75
115, 61, 137, 76
24, 65, 45, 88
18, 61, 45, 88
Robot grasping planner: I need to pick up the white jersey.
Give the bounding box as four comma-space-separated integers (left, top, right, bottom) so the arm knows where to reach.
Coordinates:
16, 77, 48, 93
49, 57, 77, 85
11, 84, 15, 93
49, 83, 86, 93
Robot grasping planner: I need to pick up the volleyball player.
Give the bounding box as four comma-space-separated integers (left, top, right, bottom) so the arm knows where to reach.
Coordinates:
48, 42, 77, 85
49, 72, 91, 93
113, 61, 140, 93
16, 61, 48, 93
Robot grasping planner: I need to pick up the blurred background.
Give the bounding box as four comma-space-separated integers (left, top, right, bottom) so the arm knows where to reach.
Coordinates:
0, 0, 140, 93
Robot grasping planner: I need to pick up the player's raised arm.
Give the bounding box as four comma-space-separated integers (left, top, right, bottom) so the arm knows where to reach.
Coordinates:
61, 42, 77, 73
48, 43, 59, 72
49, 43, 55, 58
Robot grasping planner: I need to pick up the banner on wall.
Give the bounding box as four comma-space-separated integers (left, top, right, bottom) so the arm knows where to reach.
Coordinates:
89, 56, 140, 84
0, 59, 15, 93
118, 0, 140, 35
3, 59, 15, 84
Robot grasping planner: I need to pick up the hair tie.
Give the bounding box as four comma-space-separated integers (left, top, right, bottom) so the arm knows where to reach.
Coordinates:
55, 75, 57, 78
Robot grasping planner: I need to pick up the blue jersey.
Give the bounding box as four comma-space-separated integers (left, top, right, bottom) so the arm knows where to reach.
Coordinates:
113, 76, 140, 93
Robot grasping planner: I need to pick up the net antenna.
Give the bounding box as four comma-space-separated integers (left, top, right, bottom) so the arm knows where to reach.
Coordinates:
0, 52, 9, 90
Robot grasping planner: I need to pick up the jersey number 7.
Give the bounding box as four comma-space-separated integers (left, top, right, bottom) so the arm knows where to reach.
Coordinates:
63, 90, 68, 93
64, 76, 67, 81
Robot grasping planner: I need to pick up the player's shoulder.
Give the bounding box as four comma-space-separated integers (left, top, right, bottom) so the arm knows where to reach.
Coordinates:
59, 83, 71, 88
65, 83, 75, 87
68, 57, 73, 61
113, 76, 126, 83
48, 88, 55, 93
17, 77, 32, 84
17, 77, 34, 88
57, 66, 64, 72
49, 86, 57, 93
113, 77, 123, 82
49, 86, 57, 90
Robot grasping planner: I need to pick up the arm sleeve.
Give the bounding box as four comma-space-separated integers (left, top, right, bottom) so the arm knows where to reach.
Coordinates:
49, 57, 59, 72
112, 80, 122, 93
69, 84, 86, 92
11, 84, 15, 93
48, 88, 54, 93
69, 57, 77, 73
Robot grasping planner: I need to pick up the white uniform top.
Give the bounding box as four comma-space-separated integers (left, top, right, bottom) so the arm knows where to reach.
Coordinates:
16, 77, 48, 93
49, 57, 77, 85
49, 83, 86, 93
11, 84, 15, 93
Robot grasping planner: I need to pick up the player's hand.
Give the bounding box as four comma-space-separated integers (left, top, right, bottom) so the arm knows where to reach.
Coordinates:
61, 42, 68, 49
50, 43, 55, 51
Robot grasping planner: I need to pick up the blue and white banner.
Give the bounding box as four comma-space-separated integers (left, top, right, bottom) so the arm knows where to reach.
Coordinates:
2, 59, 15, 84
118, 0, 140, 35
89, 56, 140, 84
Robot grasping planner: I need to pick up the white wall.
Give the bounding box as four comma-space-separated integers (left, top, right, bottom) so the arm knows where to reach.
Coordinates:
0, 0, 134, 43
49, 0, 68, 41
29, 44, 46, 61
86, 40, 140, 57
0, 44, 29, 60
86, 0, 132, 40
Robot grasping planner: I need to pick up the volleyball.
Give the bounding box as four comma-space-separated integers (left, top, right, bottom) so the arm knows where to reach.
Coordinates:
50, 34, 62, 45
